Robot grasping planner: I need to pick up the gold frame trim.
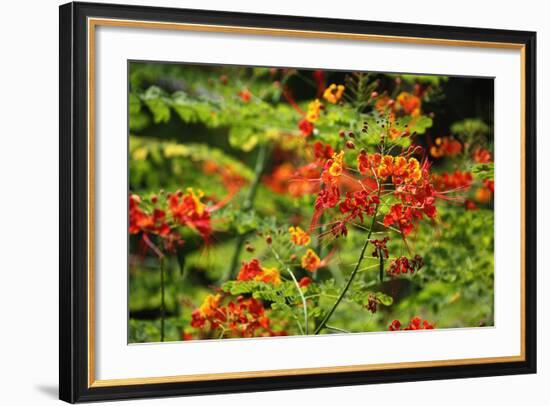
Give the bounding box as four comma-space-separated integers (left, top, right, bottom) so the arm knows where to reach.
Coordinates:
87, 17, 526, 388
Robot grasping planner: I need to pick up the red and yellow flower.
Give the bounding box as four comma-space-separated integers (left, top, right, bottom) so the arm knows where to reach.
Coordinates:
396, 91, 421, 116
289, 226, 311, 246
301, 249, 321, 272
237, 259, 281, 285
305, 99, 322, 123
168, 188, 212, 243
430, 136, 462, 158
322, 84, 345, 104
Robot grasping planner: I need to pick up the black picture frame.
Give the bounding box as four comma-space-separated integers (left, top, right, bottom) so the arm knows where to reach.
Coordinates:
59, 1, 537, 403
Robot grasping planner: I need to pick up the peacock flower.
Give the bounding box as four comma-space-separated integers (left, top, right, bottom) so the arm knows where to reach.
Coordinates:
305, 99, 322, 123
430, 136, 462, 158
323, 84, 345, 104
237, 259, 281, 285
289, 226, 311, 246
327, 151, 345, 178
396, 92, 421, 116
168, 188, 212, 243
198, 294, 222, 318
301, 249, 321, 272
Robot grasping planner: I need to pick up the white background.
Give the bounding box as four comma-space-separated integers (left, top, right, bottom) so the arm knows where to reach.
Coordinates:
0, 0, 546, 404
95, 24, 521, 380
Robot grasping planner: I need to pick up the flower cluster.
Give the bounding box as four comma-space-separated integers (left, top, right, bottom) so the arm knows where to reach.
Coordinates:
237, 259, 282, 285
396, 92, 421, 116
289, 226, 311, 246
389, 316, 434, 331
366, 294, 379, 314
432, 170, 473, 191
387, 255, 424, 276
323, 83, 345, 104
334, 190, 380, 236
472, 147, 492, 164
129, 194, 170, 237
191, 294, 285, 338
371, 237, 390, 259
168, 188, 212, 244
357, 152, 422, 185
374, 91, 422, 117
430, 136, 462, 158
301, 249, 321, 272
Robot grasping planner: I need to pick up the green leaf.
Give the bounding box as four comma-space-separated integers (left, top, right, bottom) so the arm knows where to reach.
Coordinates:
472, 163, 494, 181
375, 292, 394, 306
141, 86, 171, 123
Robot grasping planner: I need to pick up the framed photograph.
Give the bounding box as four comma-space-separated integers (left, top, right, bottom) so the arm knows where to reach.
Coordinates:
59, 1, 536, 403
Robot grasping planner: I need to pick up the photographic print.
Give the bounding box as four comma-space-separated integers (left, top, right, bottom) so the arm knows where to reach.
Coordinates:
127, 62, 495, 343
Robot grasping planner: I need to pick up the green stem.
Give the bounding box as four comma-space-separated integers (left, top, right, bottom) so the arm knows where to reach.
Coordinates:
221, 143, 269, 282
270, 246, 309, 335
160, 257, 166, 342
313, 190, 381, 335
326, 324, 351, 334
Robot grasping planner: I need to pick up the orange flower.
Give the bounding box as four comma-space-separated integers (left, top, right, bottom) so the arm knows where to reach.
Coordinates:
260, 267, 282, 285
191, 295, 284, 338
305, 99, 322, 123
238, 88, 251, 102
129, 194, 170, 237
322, 84, 345, 104
301, 249, 321, 272
289, 226, 311, 246
472, 147, 492, 163
168, 188, 212, 243
396, 92, 421, 116
198, 294, 222, 318
430, 136, 462, 158
432, 171, 473, 191
475, 186, 492, 203
359, 153, 422, 185
374, 95, 394, 114
327, 151, 345, 178
237, 259, 281, 285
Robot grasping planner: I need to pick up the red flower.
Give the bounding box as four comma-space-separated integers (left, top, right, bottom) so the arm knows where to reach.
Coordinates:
383, 204, 418, 236
371, 237, 390, 259
299, 276, 312, 288
366, 294, 378, 314
389, 316, 434, 331
389, 320, 402, 331
387, 255, 423, 276
472, 147, 492, 163
337, 189, 379, 227
313, 141, 334, 161
406, 316, 434, 330
191, 294, 283, 338
432, 171, 473, 191
129, 194, 170, 237
298, 118, 314, 137
430, 136, 462, 158
396, 92, 422, 116
168, 188, 212, 244
238, 88, 252, 102
237, 259, 281, 285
